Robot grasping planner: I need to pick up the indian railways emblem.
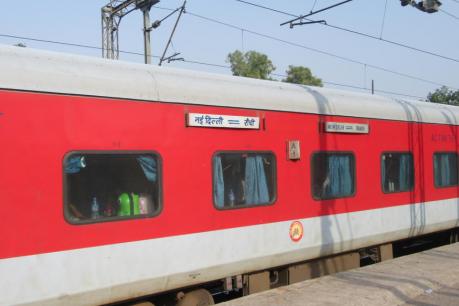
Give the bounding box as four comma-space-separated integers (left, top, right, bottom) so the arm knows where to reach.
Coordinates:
289, 221, 304, 242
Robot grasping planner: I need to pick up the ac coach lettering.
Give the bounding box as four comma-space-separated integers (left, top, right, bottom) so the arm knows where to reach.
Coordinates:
432, 134, 456, 142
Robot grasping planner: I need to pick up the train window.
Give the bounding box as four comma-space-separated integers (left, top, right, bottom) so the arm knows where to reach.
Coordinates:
381, 152, 414, 193
64, 152, 161, 224
213, 152, 276, 209
434, 152, 458, 188
312, 152, 355, 200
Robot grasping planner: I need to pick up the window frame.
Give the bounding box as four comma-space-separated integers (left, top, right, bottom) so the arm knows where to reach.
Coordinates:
63, 150, 163, 225
310, 151, 356, 201
212, 150, 277, 211
433, 151, 459, 189
380, 151, 415, 194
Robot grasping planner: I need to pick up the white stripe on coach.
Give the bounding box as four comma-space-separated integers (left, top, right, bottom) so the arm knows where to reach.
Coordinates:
1, 198, 459, 306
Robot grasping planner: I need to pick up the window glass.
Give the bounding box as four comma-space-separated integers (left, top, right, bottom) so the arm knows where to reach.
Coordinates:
312, 152, 355, 200
213, 152, 276, 208
434, 152, 458, 187
64, 153, 161, 223
381, 153, 414, 193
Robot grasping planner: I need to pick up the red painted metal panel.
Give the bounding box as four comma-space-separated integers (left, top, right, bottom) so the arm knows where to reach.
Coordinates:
1, 89, 458, 259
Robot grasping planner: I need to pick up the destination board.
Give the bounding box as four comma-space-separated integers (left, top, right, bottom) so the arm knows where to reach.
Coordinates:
187, 113, 260, 129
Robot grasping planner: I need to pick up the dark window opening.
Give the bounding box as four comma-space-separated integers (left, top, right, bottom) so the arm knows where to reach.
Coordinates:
312, 152, 355, 200
434, 152, 458, 188
381, 153, 414, 193
213, 152, 276, 209
64, 153, 161, 223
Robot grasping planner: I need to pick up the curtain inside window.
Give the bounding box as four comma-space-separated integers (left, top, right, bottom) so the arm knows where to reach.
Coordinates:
65, 155, 86, 174
399, 154, 412, 191
213, 156, 225, 208
443, 154, 453, 185
435, 154, 457, 186
381, 157, 386, 190
137, 155, 157, 182
324, 155, 352, 197
245, 156, 269, 205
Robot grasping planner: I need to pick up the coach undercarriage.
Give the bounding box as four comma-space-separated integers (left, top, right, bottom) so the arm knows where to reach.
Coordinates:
116, 227, 459, 306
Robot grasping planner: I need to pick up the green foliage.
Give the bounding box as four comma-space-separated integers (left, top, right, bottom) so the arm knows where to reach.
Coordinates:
227, 50, 275, 80
227, 50, 323, 88
428, 86, 459, 105
283, 65, 323, 87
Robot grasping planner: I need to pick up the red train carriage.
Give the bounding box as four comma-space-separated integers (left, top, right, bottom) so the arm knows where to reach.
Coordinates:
0, 45, 458, 305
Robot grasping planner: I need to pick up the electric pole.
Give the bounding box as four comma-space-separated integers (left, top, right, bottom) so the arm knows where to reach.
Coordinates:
101, 0, 159, 64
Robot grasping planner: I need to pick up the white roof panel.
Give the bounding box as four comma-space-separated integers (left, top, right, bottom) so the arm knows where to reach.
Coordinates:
1, 45, 458, 125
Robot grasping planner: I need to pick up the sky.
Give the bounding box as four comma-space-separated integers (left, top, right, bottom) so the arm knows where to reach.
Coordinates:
0, 0, 458, 100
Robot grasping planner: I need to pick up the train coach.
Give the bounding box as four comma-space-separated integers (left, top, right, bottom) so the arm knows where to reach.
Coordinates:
1, 45, 459, 306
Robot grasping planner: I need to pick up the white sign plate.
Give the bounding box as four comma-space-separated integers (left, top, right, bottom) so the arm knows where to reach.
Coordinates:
187, 113, 260, 129
325, 122, 369, 134
288, 140, 301, 160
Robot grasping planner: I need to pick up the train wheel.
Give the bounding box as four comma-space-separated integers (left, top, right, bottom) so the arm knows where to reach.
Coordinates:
176, 289, 214, 306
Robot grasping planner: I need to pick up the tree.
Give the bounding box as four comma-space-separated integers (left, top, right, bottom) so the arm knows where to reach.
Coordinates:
226, 50, 322, 87
428, 86, 459, 105
227, 50, 275, 80
283, 65, 323, 87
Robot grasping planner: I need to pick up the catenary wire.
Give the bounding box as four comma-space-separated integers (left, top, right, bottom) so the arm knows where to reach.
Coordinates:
272, 72, 425, 99
0, 33, 426, 100
310, 0, 319, 13
380, 0, 389, 39
152, 6, 457, 90
439, 8, 459, 20
233, 0, 459, 64
280, 0, 354, 26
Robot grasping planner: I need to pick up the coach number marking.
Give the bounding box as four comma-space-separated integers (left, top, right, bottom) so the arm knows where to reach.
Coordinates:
325, 122, 369, 134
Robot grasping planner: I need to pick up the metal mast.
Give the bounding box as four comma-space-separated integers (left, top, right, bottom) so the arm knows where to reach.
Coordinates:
101, 0, 159, 63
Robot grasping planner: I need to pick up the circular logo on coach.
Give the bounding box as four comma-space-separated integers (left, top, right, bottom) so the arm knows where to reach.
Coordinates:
289, 221, 304, 242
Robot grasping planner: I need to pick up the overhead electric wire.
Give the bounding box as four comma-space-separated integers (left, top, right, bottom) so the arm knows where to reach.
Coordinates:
439, 8, 459, 20
310, 0, 319, 13
379, 0, 389, 38
159, 0, 186, 66
233, 0, 459, 65
153, 6, 456, 90
0, 33, 104, 53
311, 0, 317, 12
182, 11, 361, 64
272, 72, 425, 99
280, 0, 354, 26
0, 33, 427, 100
151, 5, 183, 29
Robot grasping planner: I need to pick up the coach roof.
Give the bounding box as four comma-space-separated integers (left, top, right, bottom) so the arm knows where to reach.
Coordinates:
1, 45, 458, 125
